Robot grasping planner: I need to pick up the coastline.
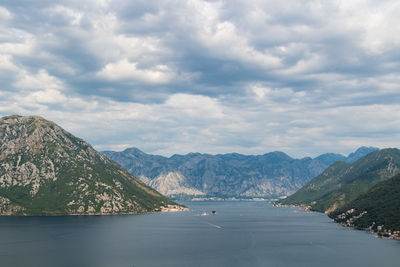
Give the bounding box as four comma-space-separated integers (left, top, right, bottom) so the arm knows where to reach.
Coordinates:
273, 203, 400, 241
273, 203, 313, 212
0, 204, 188, 216
160, 204, 189, 212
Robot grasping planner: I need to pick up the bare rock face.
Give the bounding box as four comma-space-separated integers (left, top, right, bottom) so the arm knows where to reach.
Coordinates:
145, 172, 205, 197
0, 115, 178, 215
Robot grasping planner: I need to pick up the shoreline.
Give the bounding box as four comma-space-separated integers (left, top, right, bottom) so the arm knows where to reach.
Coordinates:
273, 203, 313, 212
160, 204, 189, 212
0, 204, 188, 217
273, 203, 400, 241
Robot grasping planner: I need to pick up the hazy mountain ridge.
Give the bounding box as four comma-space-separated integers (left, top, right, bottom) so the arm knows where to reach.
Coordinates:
0, 115, 179, 215
278, 148, 400, 213
102, 147, 377, 199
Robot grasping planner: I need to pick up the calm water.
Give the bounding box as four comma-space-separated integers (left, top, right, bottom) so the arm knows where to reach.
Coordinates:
0, 201, 399, 267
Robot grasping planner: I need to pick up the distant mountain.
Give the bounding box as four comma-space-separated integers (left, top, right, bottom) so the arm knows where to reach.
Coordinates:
102, 146, 377, 199
329, 173, 400, 237
314, 147, 378, 165
313, 153, 347, 166
278, 148, 400, 213
346, 146, 379, 163
0, 115, 180, 215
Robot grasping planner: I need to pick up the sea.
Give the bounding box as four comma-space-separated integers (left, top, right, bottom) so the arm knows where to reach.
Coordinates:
0, 201, 399, 267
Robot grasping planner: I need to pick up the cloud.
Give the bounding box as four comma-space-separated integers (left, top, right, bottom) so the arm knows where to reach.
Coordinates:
0, 6, 12, 21
97, 59, 174, 83
164, 93, 224, 119
0, 0, 399, 157
47, 5, 84, 26
13, 69, 64, 90
0, 54, 18, 71
29, 89, 67, 104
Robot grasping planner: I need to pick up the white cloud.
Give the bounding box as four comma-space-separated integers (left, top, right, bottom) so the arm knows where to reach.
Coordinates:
97, 59, 174, 83
164, 93, 225, 119
335, 0, 400, 54
29, 89, 67, 104
185, 0, 282, 69
0, 54, 18, 71
48, 5, 84, 26
0, 6, 12, 21
0, 37, 35, 56
13, 69, 64, 91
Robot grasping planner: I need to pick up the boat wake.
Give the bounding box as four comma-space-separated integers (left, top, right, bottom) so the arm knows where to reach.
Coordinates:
206, 222, 222, 229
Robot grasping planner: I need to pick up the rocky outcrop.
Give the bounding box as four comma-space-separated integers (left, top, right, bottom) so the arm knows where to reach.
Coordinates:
143, 172, 205, 197
0, 115, 180, 215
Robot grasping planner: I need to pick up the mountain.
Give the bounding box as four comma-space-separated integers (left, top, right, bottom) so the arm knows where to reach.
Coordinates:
346, 146, 380, 163
0, 115, 180, 215
314, 146, 377, 165
278, 148, 400, 213
329, 173, 400, 238
102, 146, 377, 199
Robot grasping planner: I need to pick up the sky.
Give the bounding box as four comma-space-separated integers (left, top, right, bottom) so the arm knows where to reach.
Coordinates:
0, 0, 399, 158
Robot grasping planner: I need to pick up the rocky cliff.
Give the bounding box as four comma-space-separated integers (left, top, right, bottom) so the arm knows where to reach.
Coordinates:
0, 115, 180, 215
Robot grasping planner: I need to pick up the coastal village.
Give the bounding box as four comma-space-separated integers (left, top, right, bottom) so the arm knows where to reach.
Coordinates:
335, 209, 400, 240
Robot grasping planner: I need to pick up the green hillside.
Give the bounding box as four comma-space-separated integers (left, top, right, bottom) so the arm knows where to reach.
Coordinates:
329, 173, 400, 237
277, 148, 400, 213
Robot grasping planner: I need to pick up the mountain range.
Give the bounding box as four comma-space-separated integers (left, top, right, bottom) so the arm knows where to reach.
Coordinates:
0, 115, 181, 215
102, 146, 378, 199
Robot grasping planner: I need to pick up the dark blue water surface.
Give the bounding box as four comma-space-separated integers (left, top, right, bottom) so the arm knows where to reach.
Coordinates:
0, 201, 399, 267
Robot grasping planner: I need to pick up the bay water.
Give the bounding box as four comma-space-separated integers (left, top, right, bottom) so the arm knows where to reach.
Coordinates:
0, 201, 399, 267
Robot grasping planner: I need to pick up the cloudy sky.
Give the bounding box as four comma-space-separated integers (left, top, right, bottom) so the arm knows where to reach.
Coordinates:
1, 0, 399, 157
